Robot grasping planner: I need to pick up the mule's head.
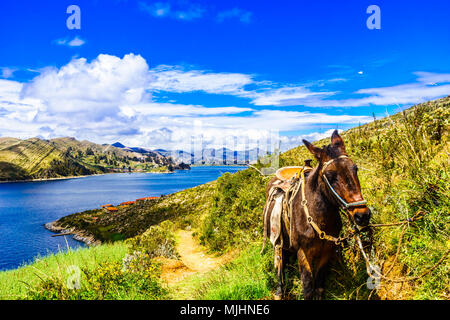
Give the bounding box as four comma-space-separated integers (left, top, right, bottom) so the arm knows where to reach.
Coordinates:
302, 130, 371, 227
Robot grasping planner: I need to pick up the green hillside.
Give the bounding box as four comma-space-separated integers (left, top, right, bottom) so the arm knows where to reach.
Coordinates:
0, 137, 181, 181
1, 96, 448, 300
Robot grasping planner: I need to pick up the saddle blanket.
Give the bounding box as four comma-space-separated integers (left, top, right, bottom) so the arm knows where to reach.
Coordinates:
269, 191, 284, 245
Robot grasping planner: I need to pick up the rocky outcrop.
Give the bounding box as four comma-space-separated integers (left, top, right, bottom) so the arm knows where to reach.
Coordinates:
44, 221, 101, 246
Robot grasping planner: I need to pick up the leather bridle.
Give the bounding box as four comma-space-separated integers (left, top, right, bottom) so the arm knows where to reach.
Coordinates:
320, 155, 367, 209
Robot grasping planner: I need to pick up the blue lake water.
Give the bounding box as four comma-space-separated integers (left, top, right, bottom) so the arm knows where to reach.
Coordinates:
0, 166, 245, 271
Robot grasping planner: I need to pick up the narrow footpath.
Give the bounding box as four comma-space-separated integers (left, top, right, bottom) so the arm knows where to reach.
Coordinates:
159, 229, 233, 299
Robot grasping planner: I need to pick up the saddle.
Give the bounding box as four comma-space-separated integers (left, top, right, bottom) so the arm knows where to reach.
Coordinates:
262, 160, 313, 271
263, 159, 313, 248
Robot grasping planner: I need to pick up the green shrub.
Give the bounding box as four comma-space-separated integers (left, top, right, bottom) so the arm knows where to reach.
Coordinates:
126, 220, 178, 259
199, 170, 268, 251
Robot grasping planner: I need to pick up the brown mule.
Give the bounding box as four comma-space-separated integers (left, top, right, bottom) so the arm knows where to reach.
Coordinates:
263, 130, 370, 299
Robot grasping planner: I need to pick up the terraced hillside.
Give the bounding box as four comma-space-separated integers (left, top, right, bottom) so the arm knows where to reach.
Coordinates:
0, 137, 184, 181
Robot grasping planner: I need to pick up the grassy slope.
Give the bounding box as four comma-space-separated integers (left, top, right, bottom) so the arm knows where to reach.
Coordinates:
55, 182, 216, 242
50, 137, 176, 172
1, 96, 448, 300
0, 137, 21, 150
0, 138, 84, 180
0, 242, 128, 299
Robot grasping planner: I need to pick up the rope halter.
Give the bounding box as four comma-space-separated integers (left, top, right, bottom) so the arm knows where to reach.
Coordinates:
320, 155, 367, 209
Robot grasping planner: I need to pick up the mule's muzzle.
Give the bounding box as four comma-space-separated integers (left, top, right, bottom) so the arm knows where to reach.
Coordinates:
352, 206, 371, 227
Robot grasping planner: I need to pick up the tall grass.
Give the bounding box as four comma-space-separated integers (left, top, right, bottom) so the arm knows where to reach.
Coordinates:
175, 244, 276, 300
0, 242, 127, 299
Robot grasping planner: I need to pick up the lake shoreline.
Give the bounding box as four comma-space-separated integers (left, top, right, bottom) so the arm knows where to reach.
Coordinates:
44, 221, 101, 246
0, 173, 109, 184
0, 169, 182, 184
0, 164, 247, 184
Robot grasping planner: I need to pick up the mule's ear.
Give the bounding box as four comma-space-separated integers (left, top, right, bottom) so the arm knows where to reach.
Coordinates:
331, 130, 346, 152
303, 139, 323, 160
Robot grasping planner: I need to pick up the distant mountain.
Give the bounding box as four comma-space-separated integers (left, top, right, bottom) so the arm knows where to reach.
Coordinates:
158, 147, 268, 165
112, 142, 164, 158
111, 142, 125, 148
0, 137, 187, 181
104, 142, 267, 165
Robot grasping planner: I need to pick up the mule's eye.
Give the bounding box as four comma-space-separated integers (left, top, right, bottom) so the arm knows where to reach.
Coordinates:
353, 165, 358, 173
326, 171, 337, 182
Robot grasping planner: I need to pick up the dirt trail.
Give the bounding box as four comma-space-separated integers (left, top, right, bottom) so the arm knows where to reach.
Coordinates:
159, 230, 233, 297
176, 230, 224, 273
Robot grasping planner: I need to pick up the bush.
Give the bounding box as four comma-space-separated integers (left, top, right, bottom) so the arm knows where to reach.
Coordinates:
125, 220, 178, 259
199, 170, 267, 251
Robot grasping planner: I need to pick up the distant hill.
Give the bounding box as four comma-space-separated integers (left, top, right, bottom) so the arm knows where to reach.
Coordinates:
152, 147, 266, 165
111, 142, 125, 148
111, 142, 165, 158
112, 141, 267, 165
0, 137, 187, 181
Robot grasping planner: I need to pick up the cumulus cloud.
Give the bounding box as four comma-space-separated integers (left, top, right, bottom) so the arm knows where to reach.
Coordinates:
22, 53, 150, 115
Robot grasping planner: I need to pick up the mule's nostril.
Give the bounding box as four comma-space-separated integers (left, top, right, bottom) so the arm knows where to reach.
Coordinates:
354, 211, 370, 226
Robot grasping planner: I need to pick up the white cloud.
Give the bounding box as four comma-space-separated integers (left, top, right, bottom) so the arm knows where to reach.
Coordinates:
146, 66, 337, 106
148, 65, 253, 95
279, 129, 343, 151
22, 53, 150, 114
55, 36, 86, 47
1, 67, 16, 79
414, 71, 450, 84
139, 1, 204, 21
263, 73, 450, 108
68, 36, 86, 47
244, 86, 335, 106
120, 102, 252, 117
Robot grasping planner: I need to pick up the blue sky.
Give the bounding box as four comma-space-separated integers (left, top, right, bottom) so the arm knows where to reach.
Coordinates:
0, 0, 449, 151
